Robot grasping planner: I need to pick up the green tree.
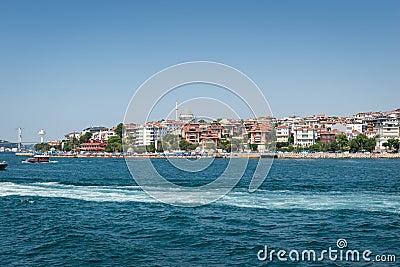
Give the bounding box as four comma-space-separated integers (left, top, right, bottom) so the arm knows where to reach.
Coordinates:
336, 134, 349, 151
156, 140, 163, 152
230, 138, 242, 152
387, 138, 399, 151
382, 142, 389, 151
309, 143, 323, 152
365, 136, 377, 152
219, 139, 231, 152
105, 136, 122, 152
79, 132, 93, 144
249, 143, 258, 151
62, 137, 79, 151
328, 140, 339, 152
146, 144, 155, 153
114, 123, 124, 138
350, 134, 376, 152
188, 143, 199, 151
34, 143, 51, 152
179, 139, 190, 151
133, 145, 146, 154
276, 142, 289, 148
161, 134, 180, 151
288, 134, 294, 145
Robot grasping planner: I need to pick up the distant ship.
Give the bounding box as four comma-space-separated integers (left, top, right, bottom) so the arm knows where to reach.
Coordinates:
0, 161, 8, 170
23, 155, 50, 163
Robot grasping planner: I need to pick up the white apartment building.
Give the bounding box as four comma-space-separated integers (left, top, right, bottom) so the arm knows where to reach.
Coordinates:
92, 130, 117, 141
382, 119, 400, 139
276, 125, 291, 143
131, 124, 166, 146
346, 123, 366, 136
160, 120, 185, 135
294, 127, 316, 146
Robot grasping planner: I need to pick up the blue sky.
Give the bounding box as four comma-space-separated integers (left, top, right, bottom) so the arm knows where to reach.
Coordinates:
0, 0, 399, 142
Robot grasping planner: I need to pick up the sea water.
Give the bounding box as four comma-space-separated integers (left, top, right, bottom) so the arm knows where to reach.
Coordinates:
0, 153, 399, 266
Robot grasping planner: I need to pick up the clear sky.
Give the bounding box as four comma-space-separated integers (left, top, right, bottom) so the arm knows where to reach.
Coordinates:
0, 0, 399, 142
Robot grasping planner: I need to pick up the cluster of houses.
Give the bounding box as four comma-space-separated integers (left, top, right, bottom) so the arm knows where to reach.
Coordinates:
60, 109, 400, 153
276, 109, 400, 150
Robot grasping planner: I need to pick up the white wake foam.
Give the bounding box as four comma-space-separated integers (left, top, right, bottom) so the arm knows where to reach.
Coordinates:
0, 182, 399, 213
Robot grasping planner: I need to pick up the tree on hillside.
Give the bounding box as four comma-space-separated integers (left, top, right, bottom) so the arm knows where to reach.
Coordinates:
34, 143, 51, 152
114, 123, 124, 138
219, 139, 231, 152
146, 144, 155, 153
105, 136, 122, 152
179, 139, 191, 151
382, 142, 389, 151
336, 134, 349, 151
387, 138, 399, 151
249, 143, 258, 151
161, 134, 180, 151
350, 134, 376, 152
230, 138, 242, 152
79, 132, 93, 144
288, 134, 294, 145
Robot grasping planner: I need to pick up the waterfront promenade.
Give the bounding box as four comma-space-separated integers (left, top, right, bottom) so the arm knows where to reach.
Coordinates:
14, 152, 400, 159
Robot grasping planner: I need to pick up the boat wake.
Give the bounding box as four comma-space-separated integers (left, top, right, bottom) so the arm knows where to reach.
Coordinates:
0, 182, 399, 213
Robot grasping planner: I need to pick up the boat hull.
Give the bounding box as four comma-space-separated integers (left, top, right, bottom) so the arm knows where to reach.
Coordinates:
24, 156, 50, 163
0, 162, 7, 170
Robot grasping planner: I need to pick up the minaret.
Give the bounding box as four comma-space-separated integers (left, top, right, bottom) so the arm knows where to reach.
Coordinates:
17, 127, 22, 152
175, 102, 178, 121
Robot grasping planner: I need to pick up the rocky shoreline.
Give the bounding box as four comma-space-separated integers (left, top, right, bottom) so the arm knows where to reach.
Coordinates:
14, 152, 400, 159
276, 152, 400, 159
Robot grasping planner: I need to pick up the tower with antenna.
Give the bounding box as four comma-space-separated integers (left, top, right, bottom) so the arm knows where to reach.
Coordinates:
38, 129, 46, 143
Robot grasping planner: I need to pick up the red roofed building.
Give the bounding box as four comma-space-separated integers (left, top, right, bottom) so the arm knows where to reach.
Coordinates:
181, 122, 224, 146
320, 132, 336, 144
249, 122, 273, 146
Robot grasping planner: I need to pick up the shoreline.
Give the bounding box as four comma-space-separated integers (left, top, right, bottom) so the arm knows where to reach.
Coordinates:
12, 152, 400, 159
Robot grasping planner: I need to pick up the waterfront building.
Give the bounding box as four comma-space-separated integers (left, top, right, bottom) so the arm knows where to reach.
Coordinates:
249, 122, 273, 151
82, 126, 109, 135
160, 120, 185, 135
382, 119, 400, 139
181, 122, 224, 145
182, 123, 201, 143
320, 131, 336, 144
47, 140, 61, 147
92, 130, 117, 141
128, 123, 166, 147
385, 109, 400, 119
276, 125, 291, 143
64, 132, 81, 141
346, 123, 367, 136
348, 130, 361, 140
219, 119, 244, 138
79, 140, 107, 152
294, 127, 317, 146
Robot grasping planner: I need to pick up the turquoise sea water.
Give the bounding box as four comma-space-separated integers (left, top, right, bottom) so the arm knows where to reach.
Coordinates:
0, 153, 399, 266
